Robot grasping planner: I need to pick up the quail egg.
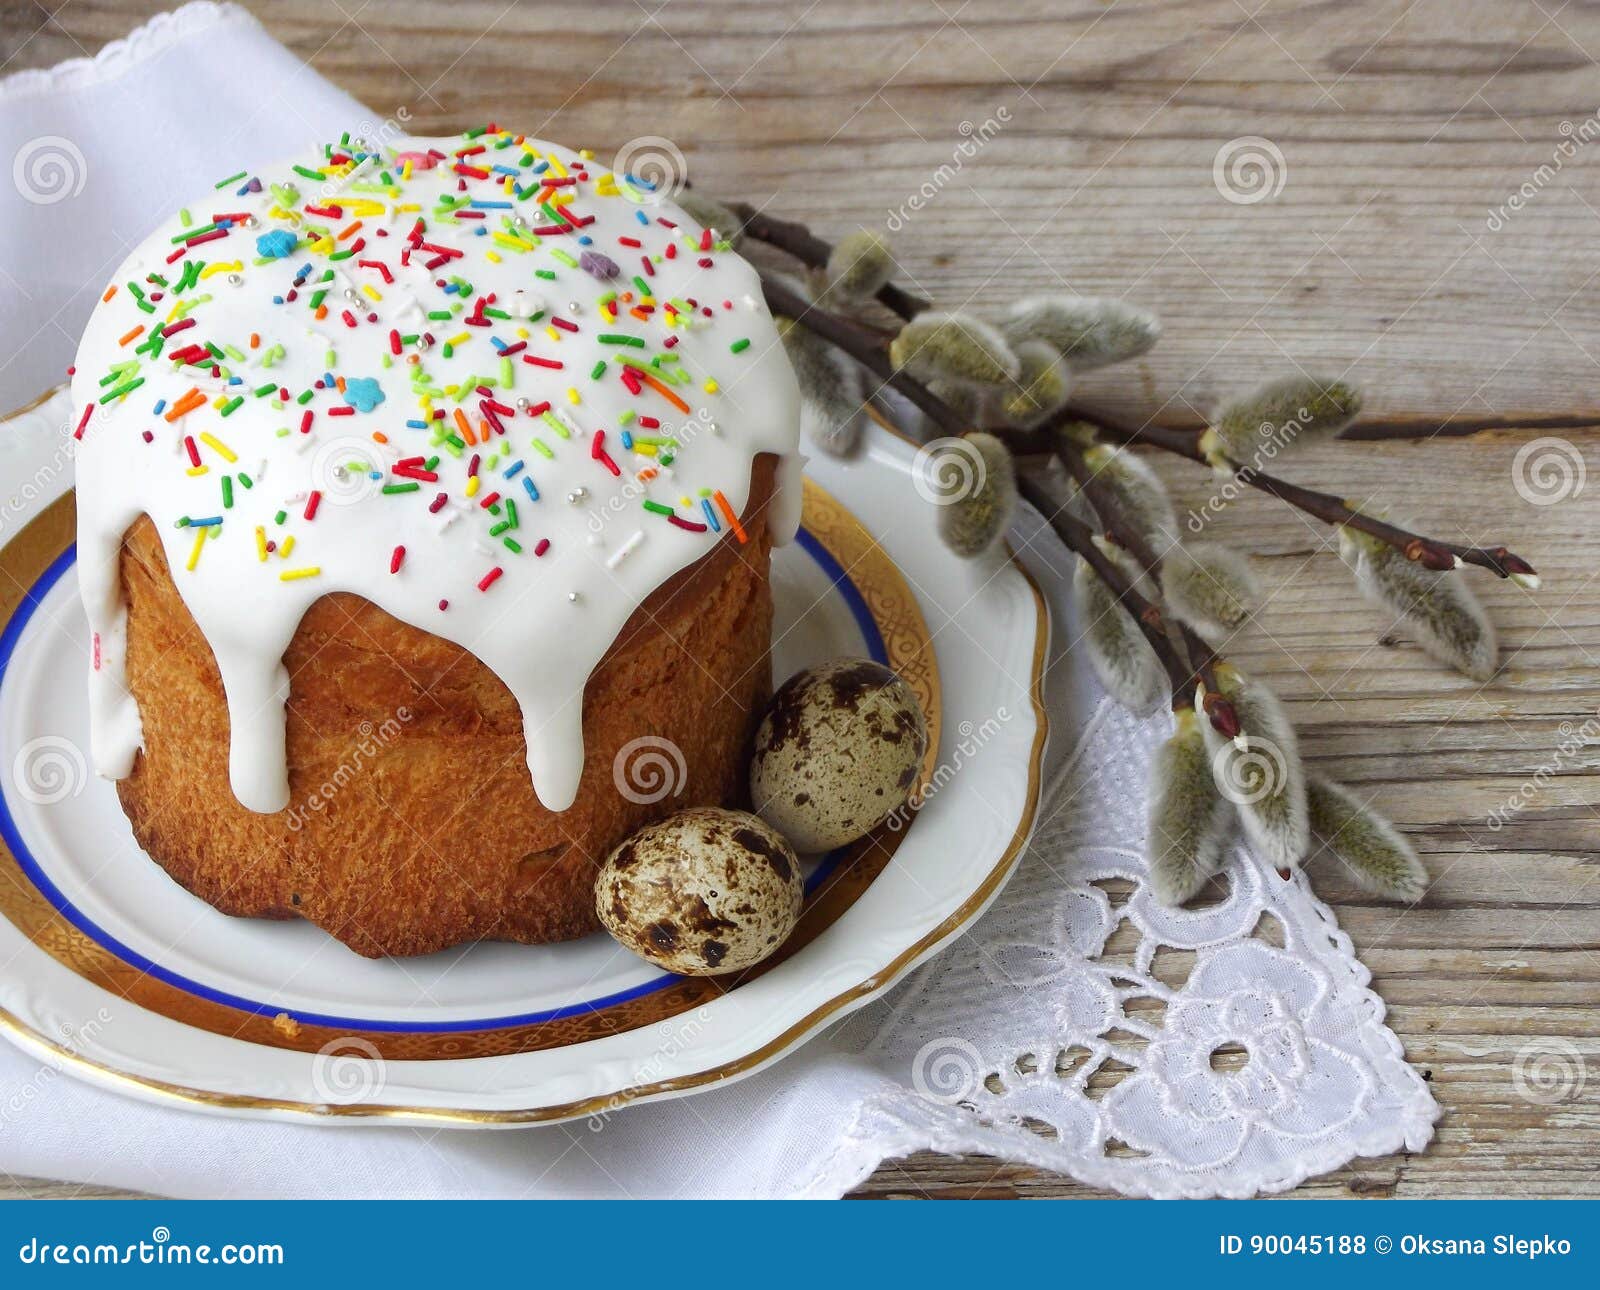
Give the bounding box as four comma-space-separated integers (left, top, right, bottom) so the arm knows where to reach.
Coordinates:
750, 658, 928, 852
596, 807, 803, 975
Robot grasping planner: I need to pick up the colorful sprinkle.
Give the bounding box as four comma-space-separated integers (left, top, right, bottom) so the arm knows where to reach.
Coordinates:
256, 229, 298, 259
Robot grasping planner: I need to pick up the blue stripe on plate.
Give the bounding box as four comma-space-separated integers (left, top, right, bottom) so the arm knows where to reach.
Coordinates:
0, 528, 885, 1032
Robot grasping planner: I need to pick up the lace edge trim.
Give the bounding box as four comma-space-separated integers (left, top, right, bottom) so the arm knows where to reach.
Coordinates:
800, 1086, 1441, 1199
0, 3, 257, 103
795, 694, 1443, 1199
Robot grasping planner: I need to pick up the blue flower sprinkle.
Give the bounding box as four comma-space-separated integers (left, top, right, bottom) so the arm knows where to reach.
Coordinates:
255, 229, 298, 259
342, 377, 386, 413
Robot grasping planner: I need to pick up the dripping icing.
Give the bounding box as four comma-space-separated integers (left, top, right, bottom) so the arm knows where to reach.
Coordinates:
72, 132, 801, 814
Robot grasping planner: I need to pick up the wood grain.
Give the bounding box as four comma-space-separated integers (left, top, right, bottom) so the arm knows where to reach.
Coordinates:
1, 0, 1596, 1200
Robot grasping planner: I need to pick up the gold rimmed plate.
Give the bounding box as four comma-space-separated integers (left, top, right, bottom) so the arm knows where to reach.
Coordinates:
0, 388, 1047, 1126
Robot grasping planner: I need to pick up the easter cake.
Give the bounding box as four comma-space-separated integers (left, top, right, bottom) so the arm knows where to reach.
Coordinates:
70, 129, 801, 958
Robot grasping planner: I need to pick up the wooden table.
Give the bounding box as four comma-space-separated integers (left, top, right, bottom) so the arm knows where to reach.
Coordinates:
2, 0, 1595, 1199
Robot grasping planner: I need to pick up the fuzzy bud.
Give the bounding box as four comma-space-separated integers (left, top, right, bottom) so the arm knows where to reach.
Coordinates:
673, 190, 744, 249
938, 433, 1018, 557
998, 295, 1160, 371
1147, 708, 1236, 905
1201, 376, 1362, 470
1307, 774, 1427, 901
776, 315, 867, 457
822, 229, 896, 303
1337, 523, 1499, 681
1080, 444, 1178, 552
926, 377, 983, 428
1001, 340, 1072, 425
1159, 542, 1262, 644
1073, 541, 1167, 715
1196, 664, 1309, 870
889, 311, 1021, 388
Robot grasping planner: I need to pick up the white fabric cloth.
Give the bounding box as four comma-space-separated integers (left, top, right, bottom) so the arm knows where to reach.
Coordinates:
0, 3, 1437, 1199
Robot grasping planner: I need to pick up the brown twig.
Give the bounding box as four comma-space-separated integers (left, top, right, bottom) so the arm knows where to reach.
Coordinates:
729, 202, 929, 320
1049, 432, 1222, 696
761, 266, 1226, 714
1016, 473, 1236, 727
1031, 405, 1537, 581
758, 274, 958, 429
737, 202, 1538, 584
1015, 473, 1184, 694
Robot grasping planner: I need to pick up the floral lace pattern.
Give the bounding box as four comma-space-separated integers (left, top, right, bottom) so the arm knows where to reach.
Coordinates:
815, 698, 1439, 1198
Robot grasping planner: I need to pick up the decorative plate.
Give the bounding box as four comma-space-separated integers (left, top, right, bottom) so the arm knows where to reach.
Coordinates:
0, 387, 1047, 1126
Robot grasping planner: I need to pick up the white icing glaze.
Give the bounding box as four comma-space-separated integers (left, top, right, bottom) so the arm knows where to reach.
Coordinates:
71, 132, 799, 814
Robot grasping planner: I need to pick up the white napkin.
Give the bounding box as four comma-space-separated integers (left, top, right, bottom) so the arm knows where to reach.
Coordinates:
0, 2, 369, 412
0, 4, 1436, 1199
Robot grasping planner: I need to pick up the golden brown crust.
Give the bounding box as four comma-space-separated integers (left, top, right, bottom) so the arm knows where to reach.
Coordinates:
114, 458, 780, 958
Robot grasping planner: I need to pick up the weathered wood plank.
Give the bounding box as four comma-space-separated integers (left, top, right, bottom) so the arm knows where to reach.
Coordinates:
1, 0, 1595, 1200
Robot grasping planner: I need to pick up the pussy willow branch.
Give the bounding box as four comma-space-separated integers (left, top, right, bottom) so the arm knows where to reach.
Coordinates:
1053, 434, 1169, 578
729, 202, 928, 321
731, 202, 1537, 582
1048, 432, 1220, 693
1020, 476, 1231, 721
755, 276, 956, 427
762, 272, 1222, 711
1015, 407, 1535, 580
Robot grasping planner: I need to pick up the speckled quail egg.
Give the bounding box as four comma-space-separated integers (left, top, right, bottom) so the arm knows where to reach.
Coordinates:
596, 807, 803, 975
750, 658, 928, 853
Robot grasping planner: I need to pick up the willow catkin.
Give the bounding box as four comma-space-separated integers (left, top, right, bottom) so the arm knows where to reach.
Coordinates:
997, 295, 1160, 370
1073, 541, 1167, 716
889, 311, 1021, 388
938, 433, 1018, 558
926, 377, 983, 428
776, 315, 867, 457
1002, 340, 1072, 425
1196, 664, 1308, 870
1080, 444, 1179, 552
1337, 524, 1498, 681
822, 229, 896, 303
1200, 375, 1361, 470
1307, 774, 1428, 901
1159, 542, 1262, 643
1147, 708, 1236, 904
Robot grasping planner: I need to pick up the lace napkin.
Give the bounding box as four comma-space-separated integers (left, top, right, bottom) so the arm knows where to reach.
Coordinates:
0, 3, 1437, 1199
